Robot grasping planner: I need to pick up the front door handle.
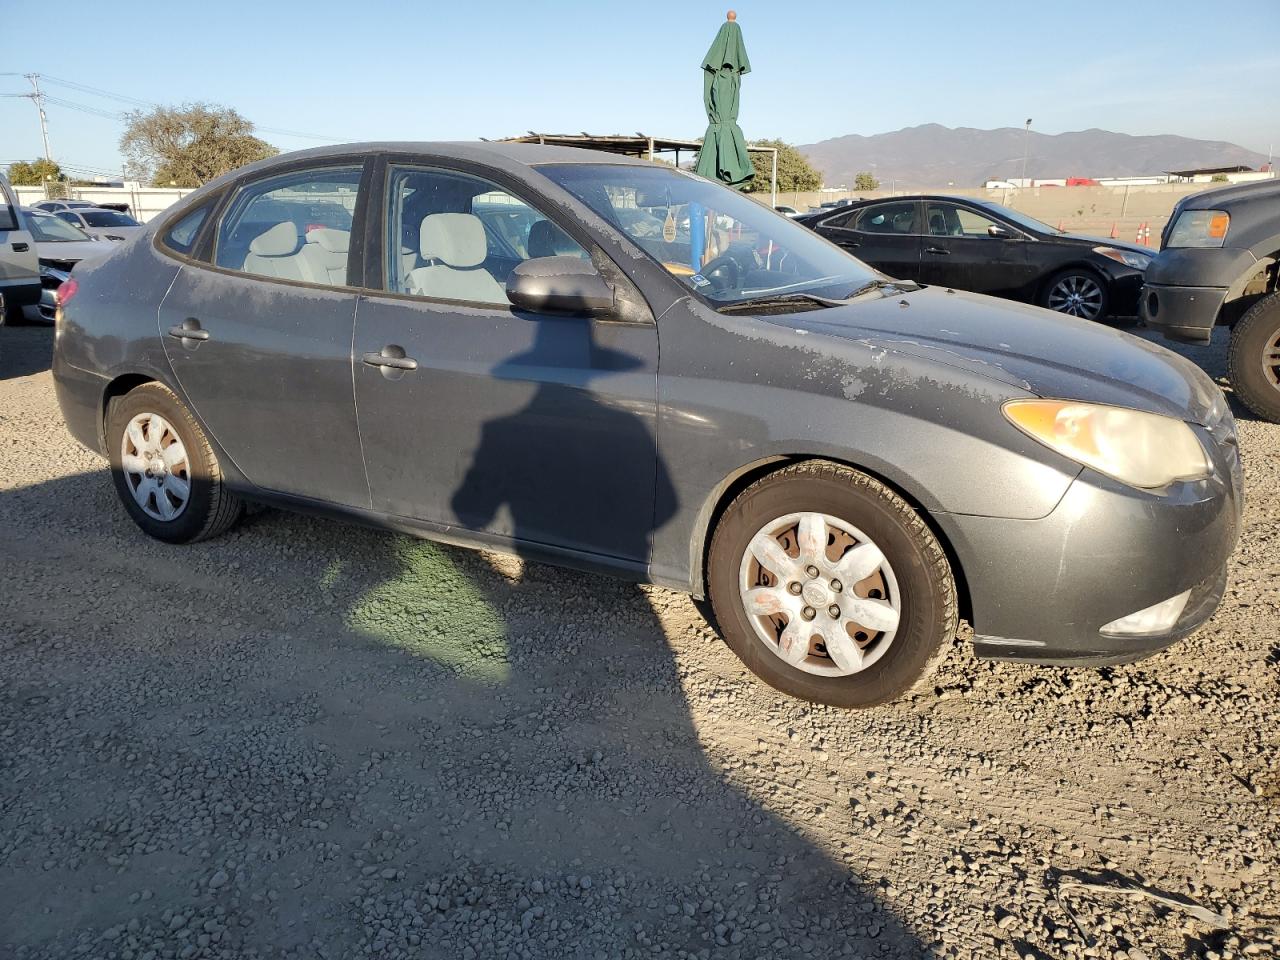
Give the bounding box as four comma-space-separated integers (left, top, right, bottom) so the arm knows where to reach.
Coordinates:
11, 242, 29, 252
924, 246, 950, 255
362, 347, 418, 371
167, 319, 210, 342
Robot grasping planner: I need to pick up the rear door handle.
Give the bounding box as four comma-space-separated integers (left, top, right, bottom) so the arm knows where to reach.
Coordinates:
925, 246, 950, 255
11, 242, 28, 252
362, 349, 418, 371
167, 319, 210, 341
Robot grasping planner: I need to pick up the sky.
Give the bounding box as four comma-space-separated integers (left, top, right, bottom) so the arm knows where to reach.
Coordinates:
2, 0, 1277, 181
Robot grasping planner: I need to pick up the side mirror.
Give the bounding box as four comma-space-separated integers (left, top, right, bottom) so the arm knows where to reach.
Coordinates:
988, 224, 1015, 239
507, 256, 615, 317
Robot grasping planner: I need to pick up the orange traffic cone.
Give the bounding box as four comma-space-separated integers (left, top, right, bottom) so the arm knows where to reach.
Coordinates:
1143, 224, 1152, 247
1056, 219, 1064, 232
1135, 222, 1144, 244
1110, 222, 1118, 239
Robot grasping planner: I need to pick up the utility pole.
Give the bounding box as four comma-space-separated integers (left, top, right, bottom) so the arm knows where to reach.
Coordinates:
1020, 118, 1032, 191
25, 73, 52, 164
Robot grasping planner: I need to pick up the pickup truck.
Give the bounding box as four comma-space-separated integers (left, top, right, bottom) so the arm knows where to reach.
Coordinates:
0, 173, 41, 325
1141, 179, 1280, 421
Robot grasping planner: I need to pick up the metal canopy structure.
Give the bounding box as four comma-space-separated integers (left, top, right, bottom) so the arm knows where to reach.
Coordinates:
498, 132, 779, 206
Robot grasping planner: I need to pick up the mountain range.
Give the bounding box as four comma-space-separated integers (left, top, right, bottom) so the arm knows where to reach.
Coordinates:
798, 124, 1270, 188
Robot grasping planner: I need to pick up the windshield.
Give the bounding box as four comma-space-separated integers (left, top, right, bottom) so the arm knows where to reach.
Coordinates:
539, 163, 877, 304
972, 200, 1062, 235
27, 210, 92, 242
81, 209, 138, 227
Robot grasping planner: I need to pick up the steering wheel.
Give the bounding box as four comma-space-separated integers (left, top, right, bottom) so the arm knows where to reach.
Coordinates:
699, 252, 742, 291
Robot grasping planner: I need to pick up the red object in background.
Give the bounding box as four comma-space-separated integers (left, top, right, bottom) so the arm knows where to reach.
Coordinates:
1110, 223, 1118, 239
305, 223, 326, 233
1066, 177, 1101, 186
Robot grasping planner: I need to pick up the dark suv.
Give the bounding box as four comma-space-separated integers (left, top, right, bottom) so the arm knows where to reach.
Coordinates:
1141, 179, 1280, 421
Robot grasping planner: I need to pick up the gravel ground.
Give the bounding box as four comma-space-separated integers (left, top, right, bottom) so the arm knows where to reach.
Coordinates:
1, 323, 1277, 960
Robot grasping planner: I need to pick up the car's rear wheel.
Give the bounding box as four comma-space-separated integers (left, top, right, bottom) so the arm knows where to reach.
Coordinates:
1227, 291, 1280, 423
1042, 268, 1109, 320
707, 461, 957, 708
106, 382, 243, 543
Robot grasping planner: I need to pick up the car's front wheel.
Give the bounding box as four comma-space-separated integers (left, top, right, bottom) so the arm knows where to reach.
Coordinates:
707, 461, 957, 708
1227, 291, 1280, 423
107, 382, 243, 543
1041, 268, 1109, 320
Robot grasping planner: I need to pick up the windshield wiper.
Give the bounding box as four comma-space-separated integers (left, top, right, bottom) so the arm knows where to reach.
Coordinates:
716, 292, 850, 313
845, 278, 919, 298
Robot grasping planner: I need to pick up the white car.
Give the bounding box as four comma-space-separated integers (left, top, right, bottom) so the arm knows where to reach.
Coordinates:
1, 175, 40, 325
51, 206, 143, 242
21, 208, 113, 323
33, 199, 101, 214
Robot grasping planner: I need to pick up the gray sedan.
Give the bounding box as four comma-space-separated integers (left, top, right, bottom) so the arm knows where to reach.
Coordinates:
51, 142, 1243, 707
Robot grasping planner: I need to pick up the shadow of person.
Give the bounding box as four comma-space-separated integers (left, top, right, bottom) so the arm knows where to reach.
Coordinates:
0, 320, 933, 958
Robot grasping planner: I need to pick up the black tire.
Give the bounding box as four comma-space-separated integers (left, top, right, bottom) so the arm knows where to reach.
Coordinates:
707, 461, 957, 708
106, 382, 243, 543
1039, 267, 1110, 321
1227, 291, 1280, 423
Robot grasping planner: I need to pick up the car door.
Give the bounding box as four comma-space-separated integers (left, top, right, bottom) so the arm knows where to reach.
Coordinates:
918, 201, 1031, 295
818, 200, 922, 281
0, 176, 40, 315
156, 160, 370, 508
352, 160, 660, 563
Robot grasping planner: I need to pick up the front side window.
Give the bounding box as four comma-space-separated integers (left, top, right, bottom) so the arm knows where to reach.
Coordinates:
215, 165, 362, 285
386, 165, 589, 305
55, 211, 82, 226
854, 202, 919, 235
540, 163, 877, 305
926, 202, 1000, 238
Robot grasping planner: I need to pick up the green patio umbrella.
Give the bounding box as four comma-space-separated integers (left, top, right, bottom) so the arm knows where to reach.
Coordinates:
694, 12, 753, 189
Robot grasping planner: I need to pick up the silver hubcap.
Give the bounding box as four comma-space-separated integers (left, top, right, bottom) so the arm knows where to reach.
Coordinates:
1047, 274, 1104, 319
120, 413, 191, 521
739, 511, 901, 677
1264, 330, 1280, 390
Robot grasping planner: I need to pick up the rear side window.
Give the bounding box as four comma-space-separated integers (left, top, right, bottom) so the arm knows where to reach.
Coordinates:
215, 165, 362, 286
854, 201, 918, 235
162, 203, 211, 256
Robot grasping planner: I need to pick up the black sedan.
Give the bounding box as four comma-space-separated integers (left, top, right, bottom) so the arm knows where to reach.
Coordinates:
797, 196, 1151, 320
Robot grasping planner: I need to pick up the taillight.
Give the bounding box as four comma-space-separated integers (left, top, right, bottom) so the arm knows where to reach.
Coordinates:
55, 277, 79, 306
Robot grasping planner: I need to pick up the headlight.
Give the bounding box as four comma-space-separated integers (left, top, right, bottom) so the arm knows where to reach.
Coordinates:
1092, 246, 1151, 270
1165, 209, 1230, 248
1003, 399, 1211, 489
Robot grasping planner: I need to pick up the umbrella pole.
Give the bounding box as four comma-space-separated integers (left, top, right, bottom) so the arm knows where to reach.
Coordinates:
770, 148, 778, 208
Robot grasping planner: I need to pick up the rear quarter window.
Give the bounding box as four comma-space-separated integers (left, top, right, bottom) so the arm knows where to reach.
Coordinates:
160, 202, 213, 258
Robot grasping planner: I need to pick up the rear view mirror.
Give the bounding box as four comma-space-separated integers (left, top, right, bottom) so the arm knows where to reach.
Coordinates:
507, 256, 615, 317
988, 224, 1015, 239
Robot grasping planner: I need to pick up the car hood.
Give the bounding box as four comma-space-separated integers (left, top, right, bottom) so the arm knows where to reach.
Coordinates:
1056, 231, 1149, 256
772, 286, 1222, 424
36, 240, 113, 265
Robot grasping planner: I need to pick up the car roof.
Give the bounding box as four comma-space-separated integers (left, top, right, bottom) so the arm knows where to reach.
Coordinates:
262, 141, 654, 168
170, 141, 668, 214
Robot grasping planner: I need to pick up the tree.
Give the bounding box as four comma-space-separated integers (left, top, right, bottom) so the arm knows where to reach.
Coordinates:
853, 171, 879, 191
744, 139, 822, 193
7, 159, 65, 185
120, 103, 278, 187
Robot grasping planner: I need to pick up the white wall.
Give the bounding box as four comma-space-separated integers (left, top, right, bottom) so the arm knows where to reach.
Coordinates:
14, 184, 194, 222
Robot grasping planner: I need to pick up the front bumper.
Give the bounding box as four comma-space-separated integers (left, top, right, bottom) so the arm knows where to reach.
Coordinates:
1140, 282, 1227, 343
1106, 270, 1144, 317
935, 431, 1243, 665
